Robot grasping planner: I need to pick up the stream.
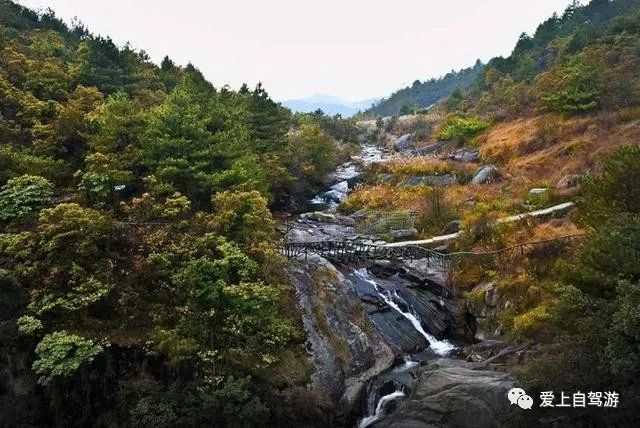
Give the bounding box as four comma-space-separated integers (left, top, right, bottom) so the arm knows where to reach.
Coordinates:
288, 144, 466, 427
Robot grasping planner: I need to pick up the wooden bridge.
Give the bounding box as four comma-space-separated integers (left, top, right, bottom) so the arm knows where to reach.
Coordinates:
281, 234, 585, 269
282, 239, 451, 268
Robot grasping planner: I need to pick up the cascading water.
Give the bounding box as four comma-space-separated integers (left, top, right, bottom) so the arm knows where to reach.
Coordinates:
354, 268, 456, 427
392, 356, 419, 373
354, 268, 456, 356
293, 143, 458, 427
358, 388, 406, 428
309, 145, 388, 208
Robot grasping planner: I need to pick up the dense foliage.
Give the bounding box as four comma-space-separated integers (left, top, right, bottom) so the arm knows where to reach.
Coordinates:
454, 0, 640, 118
0, 1, 359, 425
364, 60, 484, 117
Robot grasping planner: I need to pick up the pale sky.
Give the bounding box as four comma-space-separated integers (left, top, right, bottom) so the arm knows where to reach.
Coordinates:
17, 0, 576, 102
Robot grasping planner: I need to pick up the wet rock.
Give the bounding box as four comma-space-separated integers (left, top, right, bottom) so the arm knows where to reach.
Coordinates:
353, 275, 385, 306
405, 174, 458, 187
368, 308, 428, 354
347, 174, 364, 188
396, 288, 453, 339
442, 220, 461, 235
394, 134, 413, 152
370, 260, 398, 278
375, 359, 516, 428
471, 165, 500, 185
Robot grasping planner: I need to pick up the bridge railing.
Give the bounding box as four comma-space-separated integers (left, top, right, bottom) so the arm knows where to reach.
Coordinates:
356, 210, 417, 235
281, 233, 585, 270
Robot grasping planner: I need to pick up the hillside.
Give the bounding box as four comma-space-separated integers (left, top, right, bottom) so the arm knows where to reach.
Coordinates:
363, 60, 484, 117
0, 1, 359, 426
346, 1, 640, 424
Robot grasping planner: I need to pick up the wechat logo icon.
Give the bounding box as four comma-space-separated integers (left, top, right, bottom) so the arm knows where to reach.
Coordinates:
508, 387, 534, 410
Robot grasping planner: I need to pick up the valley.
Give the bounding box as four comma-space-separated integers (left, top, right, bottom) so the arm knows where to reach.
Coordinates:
1, 0, 640, 427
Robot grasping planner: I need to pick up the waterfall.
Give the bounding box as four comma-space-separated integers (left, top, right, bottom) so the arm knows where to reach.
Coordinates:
358, 388, 406, 428
392, 356, 419, 373
354, 268, 455, 356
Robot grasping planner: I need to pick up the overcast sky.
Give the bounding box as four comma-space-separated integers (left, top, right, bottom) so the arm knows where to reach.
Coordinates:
18, 0, 576, 102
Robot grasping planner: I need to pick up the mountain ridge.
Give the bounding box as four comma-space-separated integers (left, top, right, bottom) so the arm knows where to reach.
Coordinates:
282, 93, 379, 117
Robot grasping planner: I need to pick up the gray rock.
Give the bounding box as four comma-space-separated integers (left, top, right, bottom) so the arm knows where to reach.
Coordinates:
467, 282, 505, 339
471, 165, 500, 185
375, 359, 516, 428
287, 256, 395, 410
349, 209, 369, 222
394, 134, 413, 152
412, 141, 450, 156
300, 211, 356, 226
454, 150, 480, 162
556, 174, 580, 189
390, 228, 418, 239
367, 306, 429, 353
442, 220, 461, 235
405, 174, 458, 187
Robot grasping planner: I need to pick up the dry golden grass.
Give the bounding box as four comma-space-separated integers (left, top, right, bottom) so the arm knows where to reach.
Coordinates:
342, 184, 432, 212
477, 109, 640, 194
369, 156, 476, 179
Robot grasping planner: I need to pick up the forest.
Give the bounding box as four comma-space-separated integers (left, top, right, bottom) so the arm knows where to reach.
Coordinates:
363, 60, 484, 117
0, 0, 360, 425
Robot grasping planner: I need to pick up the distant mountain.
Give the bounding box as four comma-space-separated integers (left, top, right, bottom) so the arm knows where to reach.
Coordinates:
364, 60, 485, 117
283, 94, 379, 117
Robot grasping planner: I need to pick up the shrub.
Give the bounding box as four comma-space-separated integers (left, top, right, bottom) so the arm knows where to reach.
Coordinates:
437, 114, 491, 142
0, 175, 53, 222
33, 331, 103, 385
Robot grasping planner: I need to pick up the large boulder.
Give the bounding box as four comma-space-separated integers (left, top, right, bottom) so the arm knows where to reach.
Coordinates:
375, 358, 516, 428
412, 141, 451, 156
394, 134, 413, 152
287, 256, 395, 414
390, 228, 418, 239
442, 220, 461, 235
471, 165, 500, 185
467, 282, 506, 339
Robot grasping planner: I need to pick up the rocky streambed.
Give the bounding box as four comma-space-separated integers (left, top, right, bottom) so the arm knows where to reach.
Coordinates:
284, 145, 519, 427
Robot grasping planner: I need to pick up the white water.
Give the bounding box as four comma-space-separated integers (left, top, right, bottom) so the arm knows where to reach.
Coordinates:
358, 389, 406, 428
354, 269, 456, 356
392, 356, 419, 373
310, 145, 387, 206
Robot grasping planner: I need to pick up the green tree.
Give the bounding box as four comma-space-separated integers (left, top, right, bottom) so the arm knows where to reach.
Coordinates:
210, 190, 275, 248
535, 57, 602, 114
0, 174, 53, 223
33, 331, 103, 385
